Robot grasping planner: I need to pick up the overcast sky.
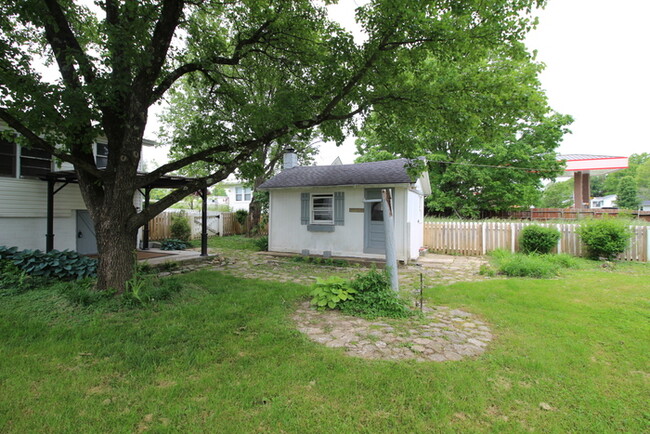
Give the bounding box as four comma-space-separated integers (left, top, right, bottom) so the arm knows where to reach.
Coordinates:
146, 0, 650, 167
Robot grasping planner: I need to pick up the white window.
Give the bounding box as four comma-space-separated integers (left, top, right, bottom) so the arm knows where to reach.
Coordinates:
312, 194, 333, 224
96, 142, 108, 169
235, 186, 252, 201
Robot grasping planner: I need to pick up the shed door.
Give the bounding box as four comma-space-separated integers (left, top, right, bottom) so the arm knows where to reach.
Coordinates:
364, 188, 387, 254
76, 210, 98, 255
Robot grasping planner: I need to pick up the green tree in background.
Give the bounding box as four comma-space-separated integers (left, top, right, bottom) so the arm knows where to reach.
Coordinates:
355, 47, 572, 217
539, 179, 573, 208
616, 176, 640, 210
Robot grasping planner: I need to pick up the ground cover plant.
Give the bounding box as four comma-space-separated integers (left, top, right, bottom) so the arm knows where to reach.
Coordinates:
485, 249, 585, 278
1, 264, 648, 432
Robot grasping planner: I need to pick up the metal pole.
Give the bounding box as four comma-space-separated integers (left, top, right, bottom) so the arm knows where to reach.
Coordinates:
382, 189, 399, 292
142, 187, 151, 250
201, 187, 208, 256
46, 178, 55, 252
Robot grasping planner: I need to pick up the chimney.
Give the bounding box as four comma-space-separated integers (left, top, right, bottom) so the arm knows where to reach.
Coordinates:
283, 147, 298, 170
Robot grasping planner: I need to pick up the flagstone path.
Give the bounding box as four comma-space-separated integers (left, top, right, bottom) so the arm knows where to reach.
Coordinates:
174, 249, 493, 362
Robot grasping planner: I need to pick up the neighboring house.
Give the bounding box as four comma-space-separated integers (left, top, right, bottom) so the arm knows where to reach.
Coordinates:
590, 194, 618, 209
223, 180, 253, 212
641, 200, 650, 211
259, 151, 431, 263
0, 124, 151, 254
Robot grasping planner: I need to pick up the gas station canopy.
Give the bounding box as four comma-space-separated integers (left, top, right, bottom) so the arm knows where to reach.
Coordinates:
557, 154, 629, 208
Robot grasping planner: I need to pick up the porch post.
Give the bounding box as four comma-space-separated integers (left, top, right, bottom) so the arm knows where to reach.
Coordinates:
573, 171, 584, 209
46, 178, 55, 252
142, 187, 151, 250
201, 187, 208, 256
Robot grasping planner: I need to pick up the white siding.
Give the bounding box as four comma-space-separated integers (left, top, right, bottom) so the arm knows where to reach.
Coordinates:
268, 186, 414, 262
0, 215, 77, 251
407, 189, 425, 260
0, 177, 85, 217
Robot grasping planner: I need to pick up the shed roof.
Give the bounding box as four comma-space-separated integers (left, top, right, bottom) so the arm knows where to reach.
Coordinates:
258, 158, 419, 189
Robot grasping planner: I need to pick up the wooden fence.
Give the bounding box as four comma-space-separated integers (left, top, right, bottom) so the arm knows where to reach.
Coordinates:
505, 207, 650, 222
423, 221, 649, 262
147, 211, 246, 240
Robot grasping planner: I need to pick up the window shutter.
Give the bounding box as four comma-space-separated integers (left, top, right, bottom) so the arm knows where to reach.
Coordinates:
300, 193, 309, 225
334, 192, 345, 225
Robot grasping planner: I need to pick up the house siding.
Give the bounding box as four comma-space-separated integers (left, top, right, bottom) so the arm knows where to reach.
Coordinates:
268, 185, 414, 262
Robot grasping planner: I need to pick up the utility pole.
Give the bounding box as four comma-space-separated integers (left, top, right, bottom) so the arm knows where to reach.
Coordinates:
382, 189, 399, 292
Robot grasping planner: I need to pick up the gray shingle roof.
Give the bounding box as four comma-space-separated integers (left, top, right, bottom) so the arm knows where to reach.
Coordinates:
258, 158, 417, 189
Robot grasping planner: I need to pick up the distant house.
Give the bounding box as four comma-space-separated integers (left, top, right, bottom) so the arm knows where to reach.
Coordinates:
222, 181, 252, 212
259, 151, 431, 263
0, 123, 151, 253
641, 200, 650, 211
591, 194, 618, 209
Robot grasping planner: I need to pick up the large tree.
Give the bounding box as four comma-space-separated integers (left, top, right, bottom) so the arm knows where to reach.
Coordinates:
355, 42, 572, 217
0, 0, 546, 291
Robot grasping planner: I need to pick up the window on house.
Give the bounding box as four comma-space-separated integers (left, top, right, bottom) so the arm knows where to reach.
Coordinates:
312, 194, 333, 223
0, 138, 16, 177
20, 146, 52, 178
96, 142, 108, 169
235, 186, 252, 201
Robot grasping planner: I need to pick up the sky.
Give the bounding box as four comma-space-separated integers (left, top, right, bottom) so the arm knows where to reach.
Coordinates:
145, 0, 650, 167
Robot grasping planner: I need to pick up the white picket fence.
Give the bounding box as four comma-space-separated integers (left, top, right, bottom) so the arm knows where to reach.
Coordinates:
423, 221, 650, 262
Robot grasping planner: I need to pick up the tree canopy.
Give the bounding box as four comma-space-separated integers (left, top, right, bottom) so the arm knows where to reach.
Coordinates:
1, 0, 549, 290
354, 42, 573, 217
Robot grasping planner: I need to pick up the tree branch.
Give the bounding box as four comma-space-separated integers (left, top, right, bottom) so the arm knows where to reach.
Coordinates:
42, 0, 96, 87
150, 19, 275, 104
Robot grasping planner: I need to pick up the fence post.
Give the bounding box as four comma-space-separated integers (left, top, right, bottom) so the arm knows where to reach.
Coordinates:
647, 226, 650, 262
482, 223, 487, 255
556, 224, 562, 254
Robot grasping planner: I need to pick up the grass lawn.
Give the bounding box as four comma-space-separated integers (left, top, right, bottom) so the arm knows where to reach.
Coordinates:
1, 264, 648, 432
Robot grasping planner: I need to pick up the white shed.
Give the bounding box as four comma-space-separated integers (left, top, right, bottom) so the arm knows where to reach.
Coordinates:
258, 156, 431, 263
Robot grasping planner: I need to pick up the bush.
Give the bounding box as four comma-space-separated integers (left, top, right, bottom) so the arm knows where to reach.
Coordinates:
310, 276, 356, 310
339, 269, 413, 319
235, 209, 249, 226
254, 236, 268, 251
520, 225, 561, 254
577, 218, 632, 260
0, 259, 49, 294
170, 212, 191, 241
160, 238, 189, 250
0, 246, 97, 280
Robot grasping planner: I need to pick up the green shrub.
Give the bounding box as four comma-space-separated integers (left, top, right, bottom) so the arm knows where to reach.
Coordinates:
160, 238, 189, 250
0, 246, 97, 280
577, 218, 632, 260
520, 225, 560, 254
170, 212, 192, 241
254, 236, 268, 251
339, 269, 413, 319
235, 209, 249, 226
544, 253, 582, 269
310, 276, 356, 310
479, 264, 496, 277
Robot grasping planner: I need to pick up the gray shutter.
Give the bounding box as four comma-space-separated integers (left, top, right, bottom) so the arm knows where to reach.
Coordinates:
334, 191, 344, 225
300, 193, 309, 225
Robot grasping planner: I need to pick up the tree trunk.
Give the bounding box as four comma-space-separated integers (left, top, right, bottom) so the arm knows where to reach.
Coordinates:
95, 222, 138, 293
248, 197, 262, 235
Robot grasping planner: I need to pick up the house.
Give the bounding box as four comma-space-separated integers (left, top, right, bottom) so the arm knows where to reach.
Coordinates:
258, 151, 431, 263
591, 194, 618, 209
222, 180, 253, 212
641, 200, 650, 211
0, 124, 151, 254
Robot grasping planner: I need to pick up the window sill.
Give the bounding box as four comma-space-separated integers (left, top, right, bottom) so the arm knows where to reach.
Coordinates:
307, 224, 335, 232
